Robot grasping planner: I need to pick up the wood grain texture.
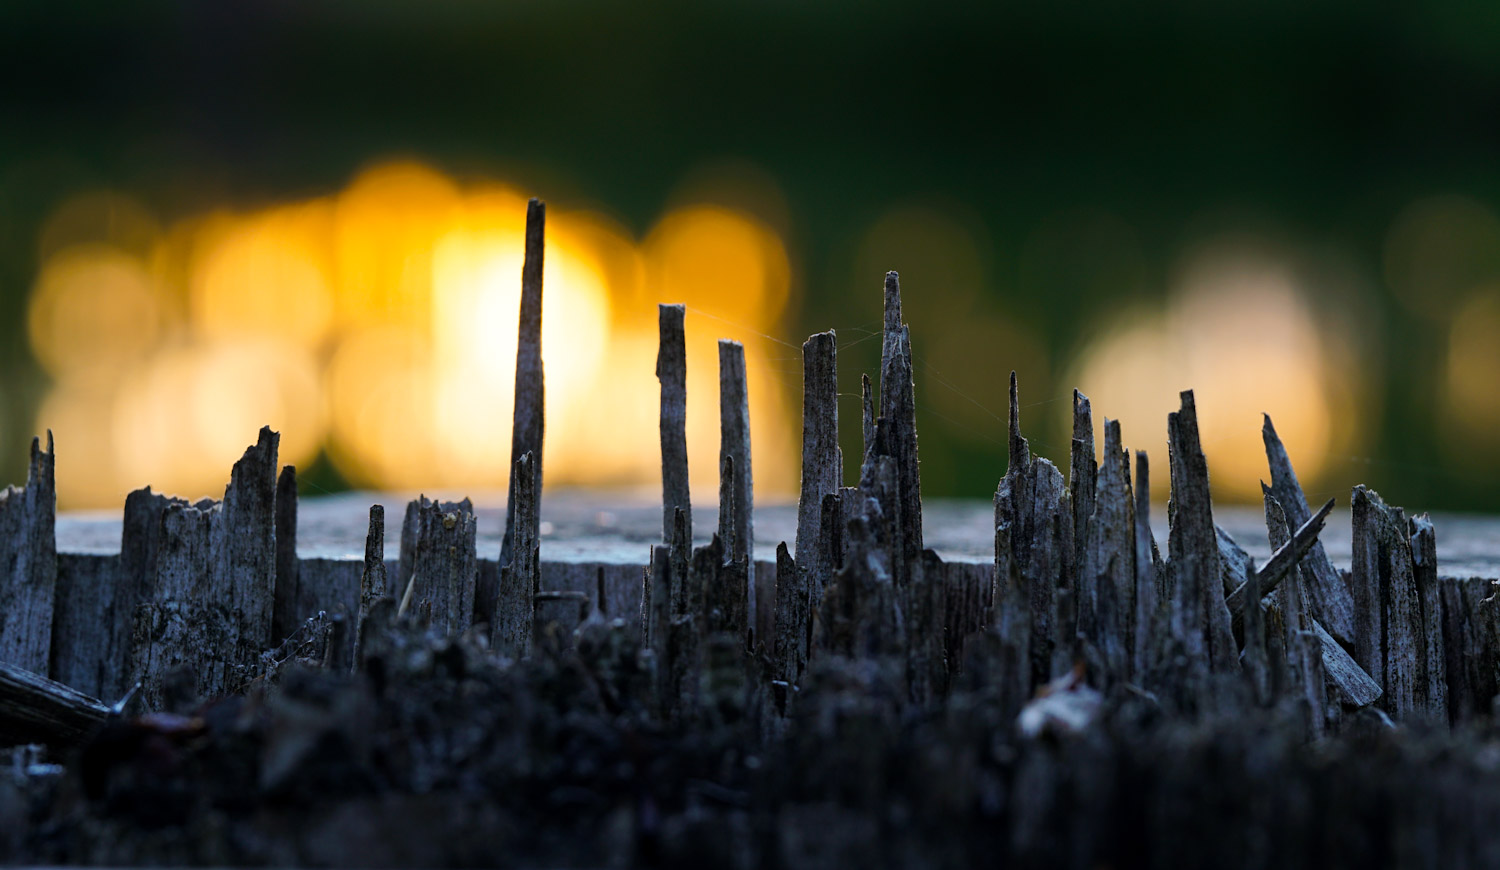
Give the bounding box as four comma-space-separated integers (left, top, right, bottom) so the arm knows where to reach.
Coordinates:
0, 434, 56, 675
657, 303, 690, 545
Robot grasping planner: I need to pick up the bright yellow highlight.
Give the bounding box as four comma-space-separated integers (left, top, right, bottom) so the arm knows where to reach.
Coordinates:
1068, 245, 1344, 502
29, 162, 797, 509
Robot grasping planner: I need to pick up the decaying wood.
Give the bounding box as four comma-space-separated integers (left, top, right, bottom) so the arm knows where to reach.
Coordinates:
1225, 497, 1336, 624
0, 658, 108, 749
501, 197, 545, 575
1264, 413, 1357, 646
1352, 485, 1428, 718
398, 496, 478, 637
0, 434, 56, 675
658, 303, 691, 544
273, 465, 300, 643
1132, 450, 1157, 680
495, 453, 538, 658
718, 340, 757, 640
872, 271, 922, 586
795, 330, 840, 607
1167, 391, 1237, 677
128, 429, 279, 712
1409, 514, 1448, 723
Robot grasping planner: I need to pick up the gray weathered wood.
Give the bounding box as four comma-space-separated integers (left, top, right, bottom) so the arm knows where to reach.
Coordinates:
0, 433, 56, 675
0, 657, 108, 749
1086, 419, 1134, 680
795, 330, 841, 608
398, 495, 478, 636
1351, 485, 1425, 717
1409, 514, 1448, 724
1264, 414, 1356, 646
1241, 562, 1273, 705
501, 197, 545, 575
658, 303, 690, 544
873, 271, 923, 584
772, 541, 808, 684
221, 427, 279, 660
718, 340, 758, 640
133, 498, 220, 711
354, 504, 387, 663
1166, 392, 1233, 678
1226, 498, 1336, 625
273, 464, 300, 643
495, 454, 537, 658
1132, 450, 1157, 680
48, 554, 113, 700
1070, 390, 1096, 599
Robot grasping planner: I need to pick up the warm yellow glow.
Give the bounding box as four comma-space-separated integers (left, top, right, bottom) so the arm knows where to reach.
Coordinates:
30, 162, 799, 508
1067, 246, 1340, 502
28, 245, 163, 382
1440, 288, 1500, 468
191, 203, 335, 348
646, 205, 791, 325
112, 341, 325, 498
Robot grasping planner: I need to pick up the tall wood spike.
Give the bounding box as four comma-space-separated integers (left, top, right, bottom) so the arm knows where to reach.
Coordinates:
796, 330, 841, 601
657, 303, 691, 544
718, 340, 757, 637
502, 197, 545, 573
1263, 414, 1356, 645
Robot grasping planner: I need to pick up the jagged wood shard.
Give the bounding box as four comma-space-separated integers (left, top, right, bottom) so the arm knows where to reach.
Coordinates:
273, 464, 300, 643
795, 330, 841, 605
354, 504, 386, 663
0, 434, 56, 676
495, 453, 538, 658
130, 429, 279, 712
1132, 450, 1157, 680
717, 339, 758, 638
1264, 414, 1356, 645
0, 658, 108, 749
501, 197, 545, 574
1086, 419, 1135, 680
399, 495, 478, 637
657, 303, 690, 544
1167, 391, 1237, 676
1409, 514, 1448, 723
1351, 485, 1426, 717
873, 272, 922, 579
1225, 497, 1336, 624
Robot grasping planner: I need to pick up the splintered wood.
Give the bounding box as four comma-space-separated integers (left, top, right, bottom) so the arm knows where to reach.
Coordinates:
3, 195, 1500, 865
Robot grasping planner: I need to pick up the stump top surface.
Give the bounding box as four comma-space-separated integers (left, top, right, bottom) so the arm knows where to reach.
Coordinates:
53, 489, 1500, 578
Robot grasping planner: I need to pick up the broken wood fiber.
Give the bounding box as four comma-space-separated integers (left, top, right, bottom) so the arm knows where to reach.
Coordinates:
1264, 413, 1357, 646
501, 197, 545, 575
658, 303, 690, 544
398, 495, 478, 637
795, 330, 841, 607
495, 453, 538, 658
0, 433, 56, 676
718, 339, 758, 640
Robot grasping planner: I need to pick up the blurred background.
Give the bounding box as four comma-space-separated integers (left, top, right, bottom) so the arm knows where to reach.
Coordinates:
3, 0, 1500, 513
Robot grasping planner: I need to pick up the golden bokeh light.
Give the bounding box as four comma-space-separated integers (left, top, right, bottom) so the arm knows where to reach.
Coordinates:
646, 205, 792, 326
30, 162, 799, 508
28, 245, 163, 382
1440, 287, 1500, 469
191, 203, 336, 349
1067, 244, 1343, 502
